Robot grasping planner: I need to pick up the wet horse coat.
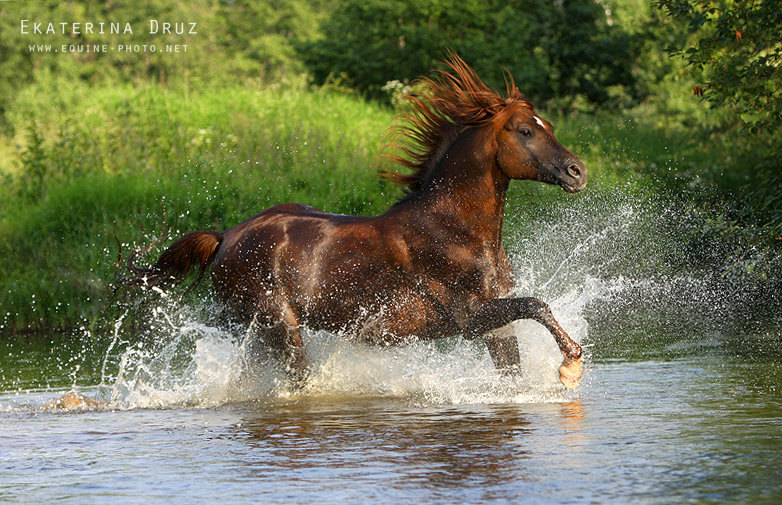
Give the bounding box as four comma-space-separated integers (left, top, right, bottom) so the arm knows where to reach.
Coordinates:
128, 55, 588, 387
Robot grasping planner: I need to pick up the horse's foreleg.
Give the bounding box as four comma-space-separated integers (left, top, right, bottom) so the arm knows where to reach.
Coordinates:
465, 297, 582, 388
485, 325, 521, 374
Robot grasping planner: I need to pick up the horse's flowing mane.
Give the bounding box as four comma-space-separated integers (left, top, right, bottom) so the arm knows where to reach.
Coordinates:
382, 53, 534, 193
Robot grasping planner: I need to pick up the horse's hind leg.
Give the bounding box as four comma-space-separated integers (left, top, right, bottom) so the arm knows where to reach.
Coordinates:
250, 305, 308, 385
465, 297, 582, 388
262, 324, 308, 385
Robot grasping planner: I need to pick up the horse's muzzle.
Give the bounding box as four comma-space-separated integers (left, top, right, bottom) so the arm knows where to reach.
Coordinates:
560, 161, 587, 193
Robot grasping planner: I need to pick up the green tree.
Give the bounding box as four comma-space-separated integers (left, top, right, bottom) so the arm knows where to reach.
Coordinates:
215, 0, 326, 84
301, 0, 636, 108
654, 0, 781, 231
655, 0, 781, 134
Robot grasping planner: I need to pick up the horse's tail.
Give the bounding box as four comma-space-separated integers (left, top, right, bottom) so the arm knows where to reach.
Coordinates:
125, 230, 223, 294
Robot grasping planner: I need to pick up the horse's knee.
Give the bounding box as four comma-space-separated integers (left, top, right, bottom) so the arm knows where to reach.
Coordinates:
518, 297, 552, 322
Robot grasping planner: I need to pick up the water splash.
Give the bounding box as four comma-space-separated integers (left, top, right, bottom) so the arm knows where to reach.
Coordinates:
95, 297, 581, 410
507, 187, 781, 359
97, 302, 273, 409
50, 188, 782, 410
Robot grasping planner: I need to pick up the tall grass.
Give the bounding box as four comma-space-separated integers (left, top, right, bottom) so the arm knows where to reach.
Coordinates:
0, 80, 399, 332
0, 79, 764, 333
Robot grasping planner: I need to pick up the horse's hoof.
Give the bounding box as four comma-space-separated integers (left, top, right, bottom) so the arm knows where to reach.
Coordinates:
41, 391, 104, 411
559, 358, 582, 390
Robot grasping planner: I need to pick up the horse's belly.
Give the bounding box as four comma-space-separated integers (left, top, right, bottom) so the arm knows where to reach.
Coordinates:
298, 282, 462, 344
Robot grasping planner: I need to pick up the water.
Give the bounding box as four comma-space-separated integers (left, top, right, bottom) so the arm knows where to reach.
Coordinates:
1, 358, 780, 504
1, 189, 781, 504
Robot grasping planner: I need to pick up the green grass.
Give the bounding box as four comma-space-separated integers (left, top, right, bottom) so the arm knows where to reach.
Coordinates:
0, 80, 400, 332
0, 79, 769, 334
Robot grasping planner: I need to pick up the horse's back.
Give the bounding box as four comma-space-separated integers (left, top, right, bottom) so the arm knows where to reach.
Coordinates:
210, 203, 409, 325
215, 203, 365, 255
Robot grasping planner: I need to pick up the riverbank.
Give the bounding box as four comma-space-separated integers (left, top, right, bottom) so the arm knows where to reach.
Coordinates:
1, 80, 779, 335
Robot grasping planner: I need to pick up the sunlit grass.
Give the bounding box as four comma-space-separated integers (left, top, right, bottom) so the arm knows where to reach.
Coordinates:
0, 79, 748, 332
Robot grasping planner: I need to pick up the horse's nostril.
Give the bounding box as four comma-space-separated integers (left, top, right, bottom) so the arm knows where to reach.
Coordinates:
567, 164, 581, 178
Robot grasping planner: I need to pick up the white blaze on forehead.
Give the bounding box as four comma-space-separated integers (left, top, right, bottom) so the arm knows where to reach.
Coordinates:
533, 115, 545, 128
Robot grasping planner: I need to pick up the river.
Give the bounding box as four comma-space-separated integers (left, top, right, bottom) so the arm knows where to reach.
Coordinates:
1, 190, 780, 504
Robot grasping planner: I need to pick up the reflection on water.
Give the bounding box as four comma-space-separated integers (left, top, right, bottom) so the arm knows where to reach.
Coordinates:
558, 400, 586, 447
234, 400, 534, 491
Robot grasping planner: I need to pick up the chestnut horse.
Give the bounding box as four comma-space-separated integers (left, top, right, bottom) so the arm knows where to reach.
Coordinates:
127, 55, 588, 388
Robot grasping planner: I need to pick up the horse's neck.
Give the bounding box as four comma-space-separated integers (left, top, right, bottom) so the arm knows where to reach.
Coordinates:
403, 128, 510, 247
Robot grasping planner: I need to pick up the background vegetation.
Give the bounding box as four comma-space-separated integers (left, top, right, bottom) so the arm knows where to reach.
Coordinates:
0, 0, 779, 334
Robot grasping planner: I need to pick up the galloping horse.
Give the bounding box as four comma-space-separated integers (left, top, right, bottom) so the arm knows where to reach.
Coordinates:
128, 55, 588, 388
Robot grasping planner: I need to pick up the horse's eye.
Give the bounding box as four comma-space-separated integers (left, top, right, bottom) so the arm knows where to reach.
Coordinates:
519, 128, 532, 137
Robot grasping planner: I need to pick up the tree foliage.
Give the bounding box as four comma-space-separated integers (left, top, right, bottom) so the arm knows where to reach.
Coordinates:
301, 0, 637, 108
655, 0, 781, 134
653, 0, 781, 230
0, 0, 324, 127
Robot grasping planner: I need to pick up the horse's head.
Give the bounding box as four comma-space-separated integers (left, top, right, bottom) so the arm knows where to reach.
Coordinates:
494, 106, 587, 193
383, 54, 587, 195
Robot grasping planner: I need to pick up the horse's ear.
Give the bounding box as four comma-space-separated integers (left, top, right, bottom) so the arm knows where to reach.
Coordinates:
505, 86, 526, 105
501, 68, 517, 97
